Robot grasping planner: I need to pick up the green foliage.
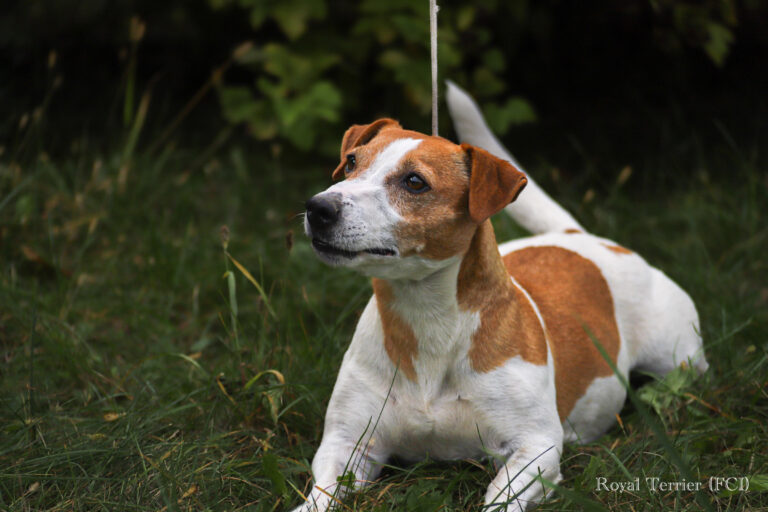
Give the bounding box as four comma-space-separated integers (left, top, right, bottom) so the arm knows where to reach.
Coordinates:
1, 0, 759, 152
206, 0, 749, 152
650, 0, 738, 66
261, 451, 288, 497
219, 42, 342, 150
211, 0, 540, 152
484, 97, 538, 135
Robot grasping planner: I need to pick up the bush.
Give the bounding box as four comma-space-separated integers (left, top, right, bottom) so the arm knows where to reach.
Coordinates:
208, 0, 743, 153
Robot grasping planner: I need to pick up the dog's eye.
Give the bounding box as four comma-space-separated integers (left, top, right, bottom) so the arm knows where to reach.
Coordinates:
403, 173, 430, 193
345, 154, 356, 174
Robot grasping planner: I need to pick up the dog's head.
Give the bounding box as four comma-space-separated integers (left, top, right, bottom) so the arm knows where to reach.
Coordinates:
304, 119, 527, 280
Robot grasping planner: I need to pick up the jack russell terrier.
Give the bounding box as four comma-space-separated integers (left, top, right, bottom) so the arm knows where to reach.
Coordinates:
294, 81, 708, 511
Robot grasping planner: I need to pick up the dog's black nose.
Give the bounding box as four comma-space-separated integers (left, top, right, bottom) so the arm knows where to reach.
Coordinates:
306, 193, 342, 231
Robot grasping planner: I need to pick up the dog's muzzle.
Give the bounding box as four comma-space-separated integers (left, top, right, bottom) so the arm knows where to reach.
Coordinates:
305, 192, 342, 233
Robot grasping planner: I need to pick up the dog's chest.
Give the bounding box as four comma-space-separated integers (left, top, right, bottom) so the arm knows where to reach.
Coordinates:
380, 373, 501, 461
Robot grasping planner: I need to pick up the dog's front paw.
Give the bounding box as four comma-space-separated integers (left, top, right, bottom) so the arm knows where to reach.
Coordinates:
484, 470, 562, 512
483, 498, 526, 512
288, 492, 332, 512
289, 504, 314, 512
289, 501, 320, 512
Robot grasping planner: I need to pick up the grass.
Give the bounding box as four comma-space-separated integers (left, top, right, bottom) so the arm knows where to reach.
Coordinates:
1, 108, 767, 512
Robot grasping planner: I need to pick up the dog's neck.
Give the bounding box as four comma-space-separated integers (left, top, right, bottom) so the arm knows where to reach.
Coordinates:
456, 220, 514, 310
372, 221, 515, 380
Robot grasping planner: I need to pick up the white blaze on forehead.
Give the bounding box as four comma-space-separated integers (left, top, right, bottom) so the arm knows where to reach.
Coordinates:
366, 138, 422, 184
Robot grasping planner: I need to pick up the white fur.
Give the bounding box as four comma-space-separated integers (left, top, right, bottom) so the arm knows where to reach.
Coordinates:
294, 260, 563, 512
294, 87, 707, 512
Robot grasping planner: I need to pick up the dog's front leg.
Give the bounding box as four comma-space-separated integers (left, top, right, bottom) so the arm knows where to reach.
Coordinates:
483, 435, 563, 512
291, 433, 384, 512
477, 366, 563, 512
291, 364, 390, 512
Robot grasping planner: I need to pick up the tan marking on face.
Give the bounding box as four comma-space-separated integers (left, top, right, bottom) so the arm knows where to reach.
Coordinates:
502, 246, 621, 420
372, 278, 418, 381
603, 243, 632, 254
564, 228, 582, 234
457, 221, 548, 372
342, 128, 477, 262
390, 137, 476, 260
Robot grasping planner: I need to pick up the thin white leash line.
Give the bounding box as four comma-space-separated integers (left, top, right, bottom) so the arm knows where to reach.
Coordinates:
430, 0, 439, 136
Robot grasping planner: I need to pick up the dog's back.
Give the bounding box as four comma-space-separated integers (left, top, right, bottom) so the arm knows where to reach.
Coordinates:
446, 81, 708, 442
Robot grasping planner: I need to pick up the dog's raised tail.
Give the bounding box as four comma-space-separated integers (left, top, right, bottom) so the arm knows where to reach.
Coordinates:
445, 80, 584, 235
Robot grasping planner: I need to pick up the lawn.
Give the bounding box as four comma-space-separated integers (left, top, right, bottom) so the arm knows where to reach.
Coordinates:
1, 113, 767, 511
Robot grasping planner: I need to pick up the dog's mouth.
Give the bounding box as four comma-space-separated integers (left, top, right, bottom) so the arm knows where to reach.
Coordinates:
312, 238, 397, 258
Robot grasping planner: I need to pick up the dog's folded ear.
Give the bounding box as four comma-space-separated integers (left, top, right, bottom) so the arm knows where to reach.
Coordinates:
332, 118, 401, 180
461, 143, 528, 224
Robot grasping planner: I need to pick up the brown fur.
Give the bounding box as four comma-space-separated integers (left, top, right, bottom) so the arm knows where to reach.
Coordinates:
503, 246, 621, 420
603, 243, 632, 255
372, 278, 419, 381
458, 222, 548, 372
461, 144, 528, 224
390, 138, 477, 260
332, 119, 402, 180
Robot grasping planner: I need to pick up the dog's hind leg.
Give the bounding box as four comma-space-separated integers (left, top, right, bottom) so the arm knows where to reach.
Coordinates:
630, 268, 708, 376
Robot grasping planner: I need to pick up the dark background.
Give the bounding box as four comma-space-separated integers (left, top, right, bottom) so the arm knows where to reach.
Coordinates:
3, 0, 767, 178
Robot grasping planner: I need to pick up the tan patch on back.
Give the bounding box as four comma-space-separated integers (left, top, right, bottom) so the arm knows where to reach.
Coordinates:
457, 222, 548, 372
372, 278, 418, 381
503, 246, 621, 420
603, 243, 632, 254
564, 228, 582, 234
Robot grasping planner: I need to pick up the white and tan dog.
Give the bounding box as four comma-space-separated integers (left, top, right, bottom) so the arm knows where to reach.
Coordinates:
294, 82, 708, 512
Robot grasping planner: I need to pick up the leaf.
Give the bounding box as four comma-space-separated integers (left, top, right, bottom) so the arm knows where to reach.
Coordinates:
180, 484, 198, 499
456, 6, 475, 31
264, 80, 342, 150
103, 412, 125, 422
248, 4, 269, 29
483, 49, 506, 73
472, 67, 505, 96
484, 97, 537, 135
244, 369, 286, 390
272, 0, 326, 40
218, 86, 259, 123
403, 480, 446, 511
703, 22, 733, 67
261, 451, 287, 497
336, 470, 355, 489
226, 251, 277, 319
261, 44, 339, 88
